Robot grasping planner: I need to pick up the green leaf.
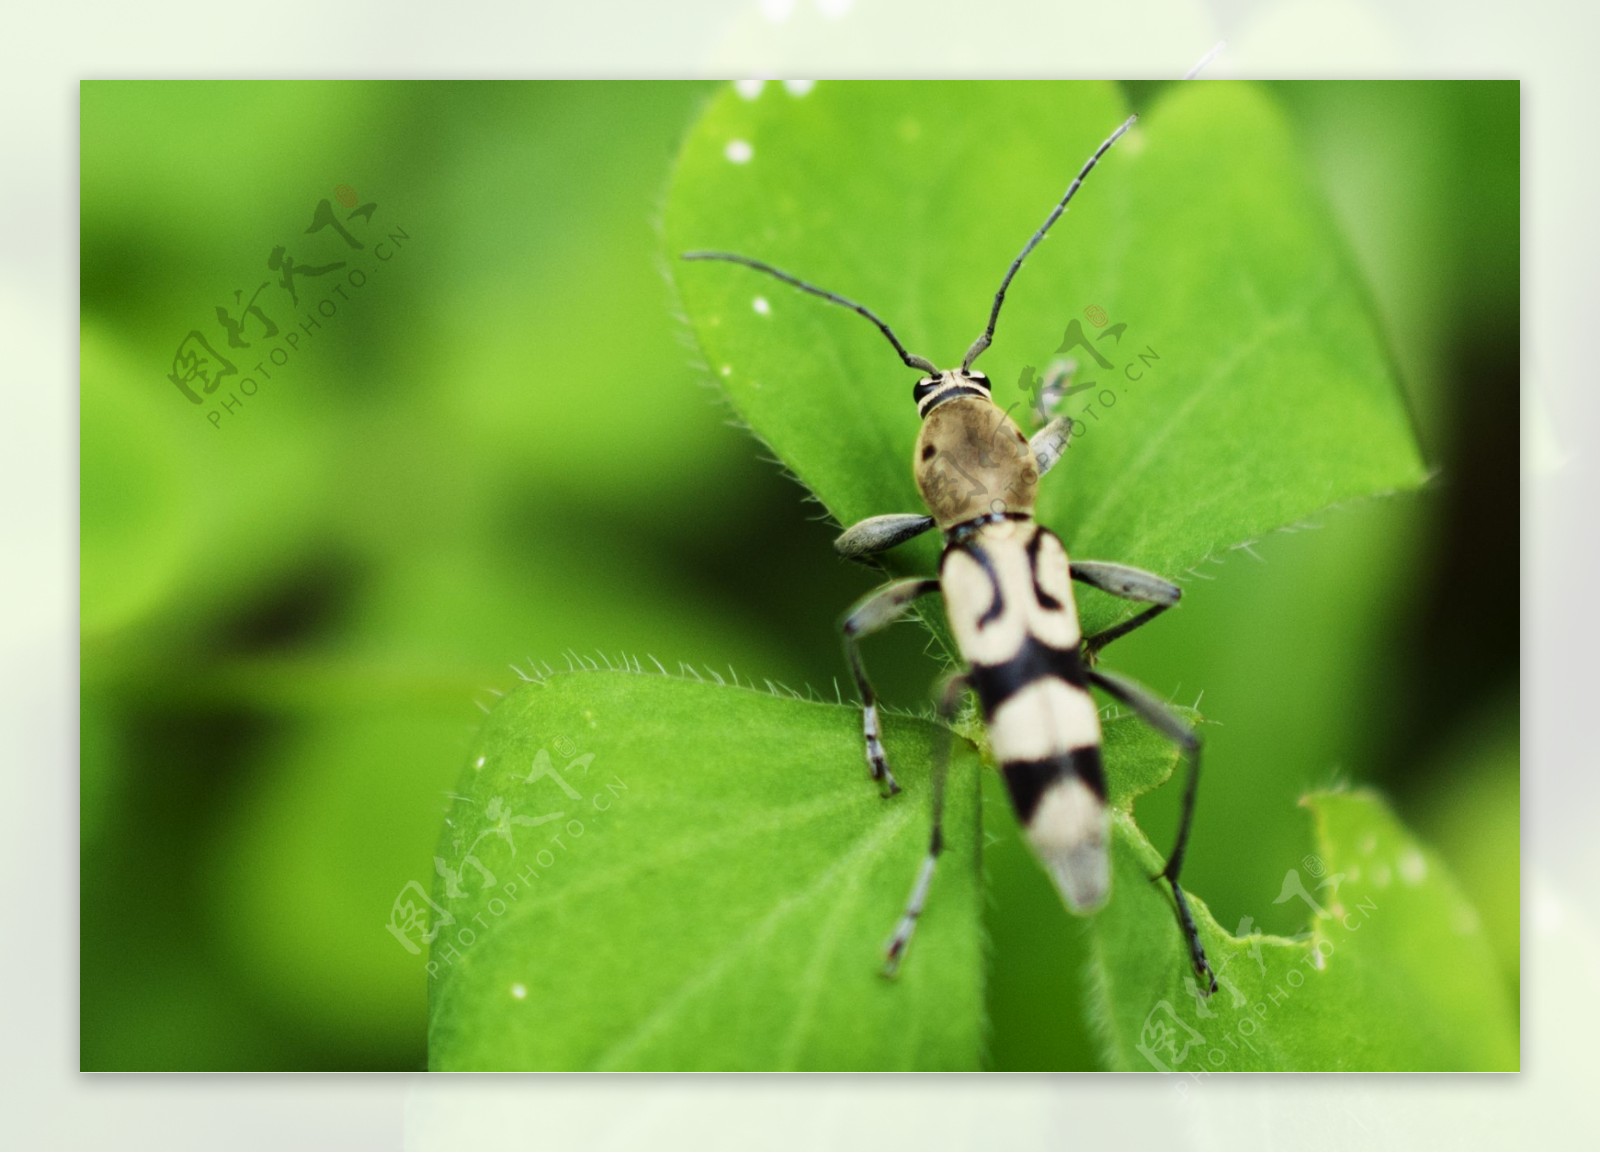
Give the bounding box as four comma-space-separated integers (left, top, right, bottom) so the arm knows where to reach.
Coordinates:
428, 673, 1515, 1072
426, 670, 984, 1070
664, 81, 1426, 633
1091, 737, 1519, 1072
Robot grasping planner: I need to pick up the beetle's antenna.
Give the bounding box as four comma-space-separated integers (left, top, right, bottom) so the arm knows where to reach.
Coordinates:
961, 113, 1138, 372
682, 251, 939, 374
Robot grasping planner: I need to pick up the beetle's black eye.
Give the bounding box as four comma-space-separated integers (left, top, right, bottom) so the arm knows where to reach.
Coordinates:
969, 371, 990, 389
912, 379, 938, 403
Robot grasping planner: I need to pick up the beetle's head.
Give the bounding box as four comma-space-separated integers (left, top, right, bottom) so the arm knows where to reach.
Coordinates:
911, 369, 993, 420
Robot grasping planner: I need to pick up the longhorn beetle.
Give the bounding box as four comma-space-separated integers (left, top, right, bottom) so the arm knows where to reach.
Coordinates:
683, 104, 1216, 994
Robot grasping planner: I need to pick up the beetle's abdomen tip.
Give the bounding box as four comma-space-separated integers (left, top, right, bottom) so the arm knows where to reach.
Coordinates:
1025, 776, 1111, 913
1046, 852, 1110, 914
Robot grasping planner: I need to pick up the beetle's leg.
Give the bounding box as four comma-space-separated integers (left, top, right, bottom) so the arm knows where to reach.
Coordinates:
841, 578, 942, 796
1028, 358, 1078, 479
884, 670, 969, 977
1071, 560, 1182, 661
1030, 415, 1073, 480
1087, 666, 1216, 994
1032, 356, 1076, 426
834, 513, 937, 562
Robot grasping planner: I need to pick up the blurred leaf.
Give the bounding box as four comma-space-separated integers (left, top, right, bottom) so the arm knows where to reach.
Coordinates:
420, 86, 734, 508
427, 671, 983, 1070
1089, 742, 1518, 1071
79, 689, 123, 848
207, 709, 475, 1066
78, 321, 342, 654
1412, 689, 1520, 995
665, 81, 1427, 634
325, 534, 812, 692
80, 325, 191, 636
1269, 81, 1519, 429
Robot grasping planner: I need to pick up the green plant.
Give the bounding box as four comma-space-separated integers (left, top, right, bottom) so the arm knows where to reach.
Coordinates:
426, 81, 1515, 1071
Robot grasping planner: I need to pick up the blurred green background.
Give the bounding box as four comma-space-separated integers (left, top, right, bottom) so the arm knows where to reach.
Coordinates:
80, 81, 1518, 1071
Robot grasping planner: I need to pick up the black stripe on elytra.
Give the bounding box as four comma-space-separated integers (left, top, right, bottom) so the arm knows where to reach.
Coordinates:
947, 539, 1006, 629
1002, 746, 1107, 825
1025, 526, 1063, 611
967, 633, 1089, 719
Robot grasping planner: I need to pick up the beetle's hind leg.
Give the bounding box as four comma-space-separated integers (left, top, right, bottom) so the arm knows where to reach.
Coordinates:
841, 577, 941, 796
1087, 666, 1217, 995
883, 670, 969, 977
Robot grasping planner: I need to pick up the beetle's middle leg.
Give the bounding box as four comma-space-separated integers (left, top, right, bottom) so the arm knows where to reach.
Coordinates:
1071, 560, 1183, 661
841, 577, 941, 796
883, 669, 969, 977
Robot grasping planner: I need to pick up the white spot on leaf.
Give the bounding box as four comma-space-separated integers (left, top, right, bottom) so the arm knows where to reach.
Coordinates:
1399, 849, 1427, 885
753, 296, 771, 315
511, 983, 527, 1000
783, 79, 815, 96
725, 138, 754, 165
735, 78, 766, 100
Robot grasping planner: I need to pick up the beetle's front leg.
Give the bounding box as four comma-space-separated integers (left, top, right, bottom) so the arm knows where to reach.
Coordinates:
1032, 356, 1076, 427
840, 577, 941, 795
1028, 357, 1080, 479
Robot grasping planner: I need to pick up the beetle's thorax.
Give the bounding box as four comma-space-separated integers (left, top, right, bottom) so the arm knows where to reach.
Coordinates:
912, 376, 1039, 531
